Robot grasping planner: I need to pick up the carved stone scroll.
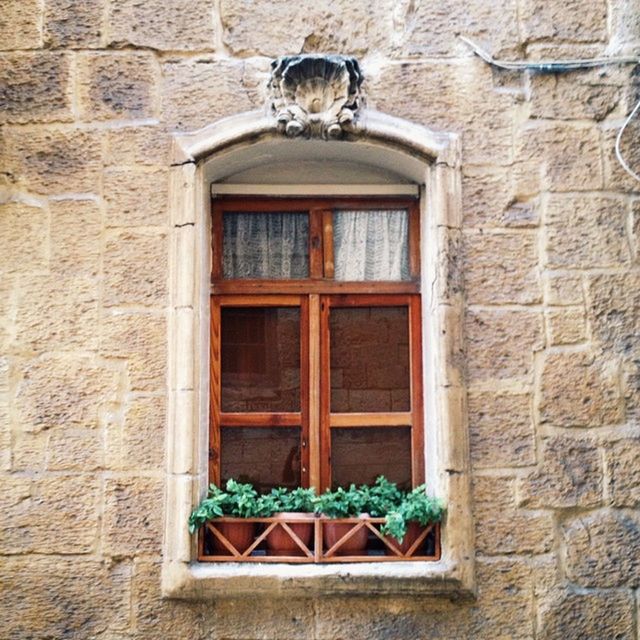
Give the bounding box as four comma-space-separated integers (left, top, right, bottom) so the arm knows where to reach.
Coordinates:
268, 54, 364, 140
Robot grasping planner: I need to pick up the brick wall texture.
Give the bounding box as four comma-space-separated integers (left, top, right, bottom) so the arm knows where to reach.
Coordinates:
1, 0, 640, 638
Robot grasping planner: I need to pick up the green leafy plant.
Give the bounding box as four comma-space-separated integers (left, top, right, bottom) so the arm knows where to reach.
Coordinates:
188, 479, 269, 534
360, 475, 404, 517
260, 486, 317, 513
380, 484, 445, 542
315, 484, 366, 518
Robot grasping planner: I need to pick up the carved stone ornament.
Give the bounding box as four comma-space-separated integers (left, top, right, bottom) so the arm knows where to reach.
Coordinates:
268, 54, 364, 140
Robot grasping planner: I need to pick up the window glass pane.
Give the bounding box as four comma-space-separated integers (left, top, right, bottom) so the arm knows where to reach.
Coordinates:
223, 212, 309, 279
221, 427, 301, 492
333, 209, 409, 281
331, 427, 412, 489
221, 307, 300, 412
330, 306, 410, 412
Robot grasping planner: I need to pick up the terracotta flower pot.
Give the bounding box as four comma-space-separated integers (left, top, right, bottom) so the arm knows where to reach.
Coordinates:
266, 512, 314, 556
323, 514, 369, 556
383, 521, 423, 556
212, 520, 255, 556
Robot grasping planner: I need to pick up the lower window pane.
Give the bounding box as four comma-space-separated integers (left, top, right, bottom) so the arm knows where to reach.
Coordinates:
221, 426, 301, 492
331, 427, 412, 489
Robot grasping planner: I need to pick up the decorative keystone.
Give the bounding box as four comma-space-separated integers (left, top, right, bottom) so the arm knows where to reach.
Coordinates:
268, 54, 364, 140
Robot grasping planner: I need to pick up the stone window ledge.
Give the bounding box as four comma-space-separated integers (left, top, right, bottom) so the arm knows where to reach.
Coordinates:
162, 558, 475, 600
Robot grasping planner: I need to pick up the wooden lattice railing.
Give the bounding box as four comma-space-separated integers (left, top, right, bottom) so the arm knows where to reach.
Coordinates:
197, 515, 441, 562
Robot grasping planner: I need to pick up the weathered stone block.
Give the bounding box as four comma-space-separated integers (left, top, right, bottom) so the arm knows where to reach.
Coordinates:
399, 0, 520, 57
468, 392, 536, 468
473, 476, 553, 554
220, 0, 395, 57
529, 68, 624, 121
14, 354, 121, 432
476, 506, 554, 556
103, 231, 167, 306
0, 202, 48, 275
109, 0, 215, 51
461, 166, 515, 228
602, 122, 640, 192
469, 559, 535, 638
100, 312, 166, 391
2, 126, 102, 194
545, 308, 587, 345
0, 557, 132, 638
466, 309, 543, 382
633, 199, 640, 260
0, 53, 72, 124
609, 0, 640, 50
513, 123, 603, 193
588, 273, 640, 357
44, 0, 103, 47
520, 0, 608, 42
11, 431, 48, 471
0, 0, 42, 49
543, 272, 584, 306
0, 476, 99, 554
537, 589, 635, 640
107, 395, 166, 470
47, 428, 103, 471
132, 561, 205, 635
539, 350, 624, 427
105, 125, 171, 166
519, 436, 602, 508
14, 275, 99, 351
545, 194, 629, 268
161, 58, 255, 131
606, 439, 640, 507
464, 231, 540, 304
104, 168, 168, 227
370, 61, 519, 165
50, 199, 101, 276
77, 52, 158, 121
562, 510, 640, 587
104, 477, 163, 555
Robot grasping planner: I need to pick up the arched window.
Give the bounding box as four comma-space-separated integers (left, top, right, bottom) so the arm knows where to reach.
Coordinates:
163, 55, 472, 598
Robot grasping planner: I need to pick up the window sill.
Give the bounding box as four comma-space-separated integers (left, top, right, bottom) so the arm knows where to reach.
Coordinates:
161, 557, 475, 600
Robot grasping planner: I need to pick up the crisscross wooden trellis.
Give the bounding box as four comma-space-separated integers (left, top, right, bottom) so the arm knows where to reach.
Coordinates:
198, 516, 440, 563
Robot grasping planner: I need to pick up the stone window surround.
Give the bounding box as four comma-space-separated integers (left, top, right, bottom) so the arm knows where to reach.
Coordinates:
163, 109, 474, 599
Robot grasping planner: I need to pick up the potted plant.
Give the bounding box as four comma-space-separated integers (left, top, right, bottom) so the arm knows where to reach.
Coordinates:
188, 479, 266, 555
380, 484, 445, 555
316, 484, 369, 556
261, 486, 317, 556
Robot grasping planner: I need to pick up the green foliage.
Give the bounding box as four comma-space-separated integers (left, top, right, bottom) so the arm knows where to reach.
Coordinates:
188, 479, 268, 534
260, 486, 317, 514
188, 477, 445, 543
379, 484, 445, 543
315, 484, 366, 518
360, 475, 404, 517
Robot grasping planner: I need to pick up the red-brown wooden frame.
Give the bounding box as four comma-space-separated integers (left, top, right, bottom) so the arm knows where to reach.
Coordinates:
210, 196, 423, 494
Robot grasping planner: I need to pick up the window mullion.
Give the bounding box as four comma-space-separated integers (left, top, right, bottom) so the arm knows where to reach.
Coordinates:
307, 294, 322, 491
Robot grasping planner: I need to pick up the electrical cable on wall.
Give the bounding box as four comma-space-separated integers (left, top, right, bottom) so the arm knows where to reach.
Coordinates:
460, 36, 640, 184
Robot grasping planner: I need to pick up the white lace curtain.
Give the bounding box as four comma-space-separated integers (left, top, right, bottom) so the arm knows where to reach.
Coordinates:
333, 209, 409, 281
223, 209, 409, 281
223, 212, 309, 279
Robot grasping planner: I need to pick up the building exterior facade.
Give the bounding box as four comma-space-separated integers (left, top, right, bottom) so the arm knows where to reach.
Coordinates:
1, 0, 639, 637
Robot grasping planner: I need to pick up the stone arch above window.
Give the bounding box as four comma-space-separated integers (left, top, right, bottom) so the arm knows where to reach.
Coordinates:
163, 56, 471, 599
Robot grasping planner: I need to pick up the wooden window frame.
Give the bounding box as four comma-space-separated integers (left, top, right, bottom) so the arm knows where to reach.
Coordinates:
210, 196, 424, 493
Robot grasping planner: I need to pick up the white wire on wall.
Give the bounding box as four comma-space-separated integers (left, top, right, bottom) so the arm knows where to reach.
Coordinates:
460, 36, 640, 184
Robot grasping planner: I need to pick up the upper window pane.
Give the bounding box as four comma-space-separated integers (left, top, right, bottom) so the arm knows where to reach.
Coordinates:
223, 212, 309, 279
221, 306, 301, 412
330, 306, 410, 412
333, 209, 409, 281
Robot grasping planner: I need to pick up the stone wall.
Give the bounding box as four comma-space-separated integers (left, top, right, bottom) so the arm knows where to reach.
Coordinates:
1, 0, 639, 638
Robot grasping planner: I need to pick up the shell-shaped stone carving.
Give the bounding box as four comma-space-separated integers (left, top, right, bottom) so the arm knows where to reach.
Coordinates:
269, 54, 363, 139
